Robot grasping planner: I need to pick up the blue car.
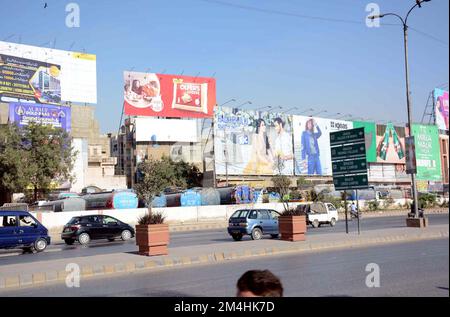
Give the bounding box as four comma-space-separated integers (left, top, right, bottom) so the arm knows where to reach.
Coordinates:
0, 211, 51, 252
227, 209, 280, 241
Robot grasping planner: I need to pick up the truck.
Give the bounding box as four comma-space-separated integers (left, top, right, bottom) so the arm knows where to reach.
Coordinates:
306, 202, 339, 228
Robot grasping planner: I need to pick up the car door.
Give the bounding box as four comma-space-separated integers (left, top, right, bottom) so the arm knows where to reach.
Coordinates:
102, 216, 122, 237
17, 215, 40, 245
85, 215, 105, 239
257, 210, 272, 234
269, 210, 280, 234
0, 215, 19, 248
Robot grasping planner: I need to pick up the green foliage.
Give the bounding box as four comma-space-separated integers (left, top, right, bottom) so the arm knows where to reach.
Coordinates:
316, 189, 343, 209
296, 176, 313, 190
367, 200, 380, 211
440, 200, 449, 208
0, 123, 75, 202
270, 175, 292, 211
137, 211, 165, 225
280, 204, 308, 216
418, 193, 437, 208
289, 190, 302, 200
383, 197, 395, 209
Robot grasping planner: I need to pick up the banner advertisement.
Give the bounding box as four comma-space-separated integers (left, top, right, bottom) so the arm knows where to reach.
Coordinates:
124, 71, 216, 118
411, 124, 442, 181
352, 121, 377, 162
214, 107, 294, 176
8, 102, 71, 131
135, 117, 198, 142
0, 41, 97, 104
434, 88, 449, 131
293, 116, 353, 176
0, 54, 61, 104
375, 123, 406, 164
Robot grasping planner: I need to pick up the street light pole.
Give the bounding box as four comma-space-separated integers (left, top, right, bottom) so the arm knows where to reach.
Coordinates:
369, 0, 431, 219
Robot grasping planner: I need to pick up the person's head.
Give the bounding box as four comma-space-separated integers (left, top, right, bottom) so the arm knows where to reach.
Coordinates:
305, 119, 314, 132
273, 118, 284, 134
236, 270, 283, 297
255, 119, 266, 134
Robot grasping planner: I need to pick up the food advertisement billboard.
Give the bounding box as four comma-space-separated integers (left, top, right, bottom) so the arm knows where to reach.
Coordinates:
124, 71, 216, 118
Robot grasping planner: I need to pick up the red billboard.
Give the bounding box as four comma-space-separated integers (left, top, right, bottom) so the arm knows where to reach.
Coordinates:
124, 71, 216, 118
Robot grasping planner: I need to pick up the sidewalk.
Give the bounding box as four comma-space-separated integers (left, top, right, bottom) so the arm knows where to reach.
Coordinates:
1, 222, 448, 290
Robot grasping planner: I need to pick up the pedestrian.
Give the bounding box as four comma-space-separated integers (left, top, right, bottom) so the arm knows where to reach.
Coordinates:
236, 270, 283, 297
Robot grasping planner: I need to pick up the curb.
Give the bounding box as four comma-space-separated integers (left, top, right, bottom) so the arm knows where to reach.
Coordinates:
1, 229, 448, 291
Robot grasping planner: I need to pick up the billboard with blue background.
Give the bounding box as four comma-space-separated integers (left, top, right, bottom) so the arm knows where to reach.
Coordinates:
8, 103, 71, 132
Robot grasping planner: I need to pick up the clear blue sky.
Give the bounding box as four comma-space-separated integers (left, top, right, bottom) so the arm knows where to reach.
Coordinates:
1, 0, 448, 133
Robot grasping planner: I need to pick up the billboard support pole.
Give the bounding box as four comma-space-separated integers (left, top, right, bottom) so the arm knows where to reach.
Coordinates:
356, 189, 360, 235
344, 190, 348, 234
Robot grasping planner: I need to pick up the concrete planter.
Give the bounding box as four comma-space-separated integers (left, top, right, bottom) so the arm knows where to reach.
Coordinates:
406, 217, 429, 228
135, 224, 169, 256
279, 215, 306, 242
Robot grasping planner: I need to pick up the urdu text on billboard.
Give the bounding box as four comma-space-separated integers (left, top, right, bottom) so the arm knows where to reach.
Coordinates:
214, 107, 294, 176
293, 116, 353, 176
124, 71, 216, 118
0, 41, 97, 104
411, 124, 442, 181
434, 88, 449, 131
8, 103, 71, 132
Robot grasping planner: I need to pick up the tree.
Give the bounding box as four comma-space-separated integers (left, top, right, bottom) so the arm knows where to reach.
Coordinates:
271, 175, 292, 212
172, 159, 203, 188
297, 176, 313, 190
0, 123, 76, 204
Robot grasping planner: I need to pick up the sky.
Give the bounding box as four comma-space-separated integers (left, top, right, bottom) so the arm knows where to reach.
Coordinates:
0, 0, 448, 133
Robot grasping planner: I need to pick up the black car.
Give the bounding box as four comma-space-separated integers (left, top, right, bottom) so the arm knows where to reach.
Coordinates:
61, 215, 135, 245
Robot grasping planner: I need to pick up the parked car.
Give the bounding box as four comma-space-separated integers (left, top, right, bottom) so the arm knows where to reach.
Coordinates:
0, 210, 51, 252
227, 209, 280, 241
306, 202, 339, 228
61, 215, 135, 245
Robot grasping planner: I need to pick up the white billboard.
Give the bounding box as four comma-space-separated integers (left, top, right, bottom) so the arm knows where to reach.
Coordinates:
135, 117, 198, 142
0, 41, 97, 104
293, 116, 353, 176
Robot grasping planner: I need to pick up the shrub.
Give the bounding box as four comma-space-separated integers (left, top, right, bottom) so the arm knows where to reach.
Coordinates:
289, 190, 302, 200
440, 200, 449, 208
262, 194, 269, 203
280, 204, 309, 216
419, 193, 437, 208
367, 200, 380, 211
383, 197, 395, 209
137, 211, 165, 225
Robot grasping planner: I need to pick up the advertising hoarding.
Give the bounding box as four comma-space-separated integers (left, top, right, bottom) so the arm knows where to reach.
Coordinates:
214, 107, 294, 176
124, 71, 216, 118
352, 121, 377, 162
135, 117, 198, 142
434, 88, 449, 131
411, 124, 442, 181
375, 123, 406, 164
8, 102, 71, 131
0, 41, 97, 104
293, 116, 353, 176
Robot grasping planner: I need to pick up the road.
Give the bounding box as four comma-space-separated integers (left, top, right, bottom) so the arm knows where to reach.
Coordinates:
0, 214, 448, 266
1, 238, 448, 297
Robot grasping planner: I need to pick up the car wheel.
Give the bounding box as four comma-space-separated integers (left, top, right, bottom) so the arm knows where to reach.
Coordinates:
251, 228, 263, 240
312, 219, 320, 228
270, 234, 279, 239
107, 237, 115, 242
78, 233, 91, 245
121, 230, 132, 241
330, 218, 336, 227
34, 238, 48, 252
232, 234, 243, 241
64, 239, 75, 245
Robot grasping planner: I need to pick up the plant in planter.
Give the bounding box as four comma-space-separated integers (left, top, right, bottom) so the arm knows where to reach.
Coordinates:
278, 204, 308, 242
135, 211, 169, 256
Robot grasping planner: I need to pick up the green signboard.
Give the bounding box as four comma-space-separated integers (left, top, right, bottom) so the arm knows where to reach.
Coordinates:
330, 142, 366, 160
353, 121, 377, 162
330, 127, 365, 145
332, 158, 368, 175
333, 174, 369, 191
411, 124, 442, 181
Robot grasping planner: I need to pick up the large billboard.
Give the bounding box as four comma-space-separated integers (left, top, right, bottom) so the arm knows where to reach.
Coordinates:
124, 71, 216, 118
8, 102, 71, 131
375, 123, 406, 164
135, 117, 198, 142
353, 121, 377, 162
214, 107, 294, 175
293, 116, 353, 176
0, 41, 97, 104
411, 124, 442, 181
434, 88, 449, 131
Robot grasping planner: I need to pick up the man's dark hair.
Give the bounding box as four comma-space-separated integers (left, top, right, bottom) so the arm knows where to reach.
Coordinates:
274, 117, 284, 128
237, 270, 283, 297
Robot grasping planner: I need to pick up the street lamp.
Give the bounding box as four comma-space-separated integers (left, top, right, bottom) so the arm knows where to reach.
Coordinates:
368, 0, 431, 219
218, 99, 236, 107
237, 101, 252, 108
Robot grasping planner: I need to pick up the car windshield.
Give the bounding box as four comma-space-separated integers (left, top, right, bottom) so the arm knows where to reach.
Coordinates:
68, 217, 82, 225
230, 210, 250, 218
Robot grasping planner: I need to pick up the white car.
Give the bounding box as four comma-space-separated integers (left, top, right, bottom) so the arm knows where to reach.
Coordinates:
306, 202, 339, 228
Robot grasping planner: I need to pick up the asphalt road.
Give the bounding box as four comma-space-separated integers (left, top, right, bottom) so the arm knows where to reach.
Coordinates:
0, 214, 448, 266
1, 238, 448, 297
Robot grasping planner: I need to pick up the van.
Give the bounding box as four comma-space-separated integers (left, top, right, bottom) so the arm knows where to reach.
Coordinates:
0, 210, 51, 252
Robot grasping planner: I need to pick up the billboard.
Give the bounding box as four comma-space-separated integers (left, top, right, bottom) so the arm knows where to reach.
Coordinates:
375, 123, 406, 164
0, 41, 97, 104
352, 121, 377, 162
0, 54, 61, 104
434, 88, 449, 131
293, 116, 353, 176
411, 124, 442, 181
8, 102, 71, 131
135, 117, 198, 142
124, 71, 216, 118
214, 107, 294, 175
